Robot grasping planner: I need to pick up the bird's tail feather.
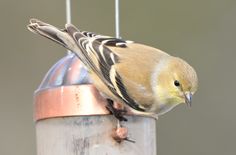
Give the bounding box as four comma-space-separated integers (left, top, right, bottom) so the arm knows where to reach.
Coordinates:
27, 18, 79, 51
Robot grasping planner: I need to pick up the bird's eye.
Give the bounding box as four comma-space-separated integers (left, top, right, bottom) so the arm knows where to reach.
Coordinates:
174, 80, 180, 87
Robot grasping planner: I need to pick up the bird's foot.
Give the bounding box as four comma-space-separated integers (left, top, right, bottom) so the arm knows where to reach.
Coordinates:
106, 99, 128, 122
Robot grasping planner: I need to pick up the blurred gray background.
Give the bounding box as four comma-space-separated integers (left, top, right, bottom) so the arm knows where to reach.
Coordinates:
0, 0, 235, 154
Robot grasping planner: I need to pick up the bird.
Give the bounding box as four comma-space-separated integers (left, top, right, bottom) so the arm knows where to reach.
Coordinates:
27, 18, 198, 121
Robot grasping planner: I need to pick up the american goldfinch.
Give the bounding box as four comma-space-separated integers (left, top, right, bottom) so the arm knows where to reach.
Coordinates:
27, 19, 198, 120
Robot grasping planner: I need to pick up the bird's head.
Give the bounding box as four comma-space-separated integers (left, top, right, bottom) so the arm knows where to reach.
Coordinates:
153, 57, 198, 113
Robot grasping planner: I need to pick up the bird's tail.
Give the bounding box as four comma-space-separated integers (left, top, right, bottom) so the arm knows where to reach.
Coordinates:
27, 18, 81, 52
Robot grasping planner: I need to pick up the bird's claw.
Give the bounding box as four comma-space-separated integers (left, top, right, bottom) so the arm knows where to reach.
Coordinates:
106, 99, 128, 122
106, 105, 128, 121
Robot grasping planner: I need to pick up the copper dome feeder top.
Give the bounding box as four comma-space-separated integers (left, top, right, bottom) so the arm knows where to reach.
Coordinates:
34, 53, 110, 121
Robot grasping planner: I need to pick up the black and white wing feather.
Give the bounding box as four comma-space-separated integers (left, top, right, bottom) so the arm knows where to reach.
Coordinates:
65, 25, 145, 111
28, 19, 145, 112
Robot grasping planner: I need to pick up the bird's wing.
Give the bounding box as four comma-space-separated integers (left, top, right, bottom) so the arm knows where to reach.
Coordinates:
65, 24, 146, 112
28, 19, 146, 111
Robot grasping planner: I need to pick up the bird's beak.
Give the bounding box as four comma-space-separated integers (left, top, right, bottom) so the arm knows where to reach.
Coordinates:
184, 92, 192, 107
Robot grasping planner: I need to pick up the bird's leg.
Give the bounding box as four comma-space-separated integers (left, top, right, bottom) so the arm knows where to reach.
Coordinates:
106, 99, 128, 122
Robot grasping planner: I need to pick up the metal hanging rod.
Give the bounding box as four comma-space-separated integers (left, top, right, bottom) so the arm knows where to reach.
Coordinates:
115, 0, 120, 38
66, 0, 72, 54
66, 0, 72, 24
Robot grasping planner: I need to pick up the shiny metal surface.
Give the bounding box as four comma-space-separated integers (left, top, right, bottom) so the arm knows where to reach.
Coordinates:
37, 53, 91, 91
34, 53, 109, 121
34, 85, 110, 121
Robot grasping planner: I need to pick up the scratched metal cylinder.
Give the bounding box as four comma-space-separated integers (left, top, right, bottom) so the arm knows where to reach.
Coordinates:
36, 116, 157, 155
34, 53, 157, 155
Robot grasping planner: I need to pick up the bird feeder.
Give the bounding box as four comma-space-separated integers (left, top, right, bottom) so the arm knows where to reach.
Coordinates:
33, 1, 157, 155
